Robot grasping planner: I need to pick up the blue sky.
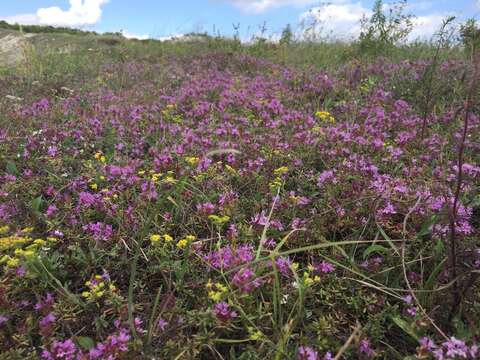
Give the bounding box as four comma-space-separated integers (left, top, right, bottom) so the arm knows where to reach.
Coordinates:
1, 1, 479, 40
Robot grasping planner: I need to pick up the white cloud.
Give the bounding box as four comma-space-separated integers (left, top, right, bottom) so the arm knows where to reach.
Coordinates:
299, 2, 455, 42
37, 0, 109, 27
219, 0, 317, 13
0, 14, 39, 25
121, 30, 149, 40
1, 0, 109, 27
408, 14, 448, 41
300, 2, 370, 40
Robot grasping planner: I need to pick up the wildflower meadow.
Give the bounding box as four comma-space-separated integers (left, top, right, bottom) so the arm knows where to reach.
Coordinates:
0, 6, 479, 360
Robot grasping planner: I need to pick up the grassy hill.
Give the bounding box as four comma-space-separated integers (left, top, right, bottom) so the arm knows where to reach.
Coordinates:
0, 21, 479, 360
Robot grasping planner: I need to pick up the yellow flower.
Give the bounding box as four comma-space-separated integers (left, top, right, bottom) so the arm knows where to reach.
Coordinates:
208, 291, 222, 302
150, 234, 161, 244
100, 156, 106, 163
315, 111, 335, 124
151, 173, 162, 183
163, 176, 176, 184
94, 152, 102, 160
273, 166, 289, 175
225, 164, 237, 175
208, 215, 230, 227
215, 283, 228, 293
249, 329, 263, 340
185, 157, 200, 166
176, 239, 188, 249
163, 234, 173, 242
0, 225, 9, 235
269, 177, 283, 191
6, 257, 19, 268
137, 170, 145, 176
90, 183, 98, 190
185, 235, 196, 242
21, 227, 34, 234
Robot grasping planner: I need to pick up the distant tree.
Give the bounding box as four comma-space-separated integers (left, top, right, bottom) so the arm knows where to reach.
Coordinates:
280, 24, 294, 45
460, 19, 480, 58
359, 0, 414, 55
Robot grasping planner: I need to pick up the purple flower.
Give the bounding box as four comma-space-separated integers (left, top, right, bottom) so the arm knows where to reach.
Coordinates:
48, 146, 58, 157
82, 222, 113, 242
359, 339, 375, 358
40, 313, 56, 328
419, 337, 437, 351
41, 339, 78, 360
213, 302, 237, 322
317, 170, 336, 188
78, 192, 98, 208
406, 307, 417, 317
157, 318, 168, 331
0, 315, 8, 327
315, 261, 335, 274
46, 204, 58, 218
443, 337, 468, 358
196, 202, 216, 215
273, 257, 293, 276
205, 244, 254, 270
297, 346, 319, 360
322, 352, 333, 360
232, 267, 262, 293
251, 211, 269, 227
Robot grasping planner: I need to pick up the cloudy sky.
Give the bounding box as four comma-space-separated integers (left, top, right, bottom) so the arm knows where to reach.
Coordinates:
1, 0, 479, 41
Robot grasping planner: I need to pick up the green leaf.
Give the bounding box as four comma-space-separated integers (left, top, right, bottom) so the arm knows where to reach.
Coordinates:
77, 336, 95, 350
420, 257, 446, 305
377, 226, 400, 256
6, 160, 19, 176
363, 244, 390, 259
391, 316, 420, 341
417, 215, 438, 238
31, 196, 44, 213
471, 195, 480, 208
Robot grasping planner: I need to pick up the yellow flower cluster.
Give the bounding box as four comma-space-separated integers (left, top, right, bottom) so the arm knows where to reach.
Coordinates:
151, 172, 163, 183
82, 275, 117, 300
303, 264, 321, 286
248, 327, 263, 341
0, 225, 10, 235
0, 227, 55, 269
315, 111, 335, 124
176, 234, 196, 249
208, 215, 230, 227
162, 104, 183, 123
269, 177, 283, 192
150, 233, 174, 245
273, 166, 289, 175
163, 172, 176, 184
94, 152, 107, 163
207, 281, 228, 302
224, 164, 238, 175
0, 235, 32, 251
185, 156, 200, 167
